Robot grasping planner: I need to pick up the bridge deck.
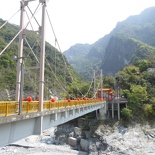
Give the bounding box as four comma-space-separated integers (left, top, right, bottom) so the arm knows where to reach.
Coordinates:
0, 99, 106, 117
0, 100, 106, 147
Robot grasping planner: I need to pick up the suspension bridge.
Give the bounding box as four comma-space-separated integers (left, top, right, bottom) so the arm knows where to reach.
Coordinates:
0, 0, 107, 147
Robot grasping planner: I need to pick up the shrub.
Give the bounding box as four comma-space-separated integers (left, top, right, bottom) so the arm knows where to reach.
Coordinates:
143, 104, 152, 117
121, 108, 132, 121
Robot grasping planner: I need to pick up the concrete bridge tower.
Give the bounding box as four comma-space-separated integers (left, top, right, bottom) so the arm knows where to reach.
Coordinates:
15, 0, 48, 134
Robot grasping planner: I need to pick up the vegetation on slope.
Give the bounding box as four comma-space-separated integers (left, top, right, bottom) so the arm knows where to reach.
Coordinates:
114, 59, 155, 122
0, 19, 91, 100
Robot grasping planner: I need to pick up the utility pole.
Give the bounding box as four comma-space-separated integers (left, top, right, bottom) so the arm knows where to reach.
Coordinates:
94, 70, 96, 98
100, 69, 103, 100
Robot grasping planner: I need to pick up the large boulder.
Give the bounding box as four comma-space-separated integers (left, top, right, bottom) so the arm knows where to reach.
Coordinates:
74, 127, 82, 137
80, 138, 89, 152
68, 137, 77, 147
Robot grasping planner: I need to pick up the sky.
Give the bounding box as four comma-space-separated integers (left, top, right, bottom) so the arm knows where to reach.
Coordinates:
0, 0, 155, 52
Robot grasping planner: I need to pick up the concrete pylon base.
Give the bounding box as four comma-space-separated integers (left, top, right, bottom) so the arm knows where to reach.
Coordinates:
98, 107, 107, 120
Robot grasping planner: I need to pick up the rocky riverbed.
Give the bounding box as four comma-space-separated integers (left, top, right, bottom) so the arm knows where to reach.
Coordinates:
0, 119, 155, 155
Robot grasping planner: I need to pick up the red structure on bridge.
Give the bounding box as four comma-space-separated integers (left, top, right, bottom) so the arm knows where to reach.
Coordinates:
96, 88, 114, 100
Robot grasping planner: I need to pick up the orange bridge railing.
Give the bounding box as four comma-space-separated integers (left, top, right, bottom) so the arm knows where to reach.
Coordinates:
0, 98, 106, 117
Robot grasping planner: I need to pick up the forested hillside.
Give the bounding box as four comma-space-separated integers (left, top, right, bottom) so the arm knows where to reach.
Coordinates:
0, 18, 89, 100
64, 6, 155, 79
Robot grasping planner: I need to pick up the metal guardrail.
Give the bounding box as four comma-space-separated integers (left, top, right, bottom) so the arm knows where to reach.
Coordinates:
0, 99, 106, 117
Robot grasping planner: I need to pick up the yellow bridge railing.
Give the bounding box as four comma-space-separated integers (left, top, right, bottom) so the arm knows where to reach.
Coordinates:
0, 99, 106, 117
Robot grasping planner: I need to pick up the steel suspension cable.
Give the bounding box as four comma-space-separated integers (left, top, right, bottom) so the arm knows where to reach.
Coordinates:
0, 3, 42, 56
45, 59, 72, 97
54, 39, 57, 96
24, 37, 68, 96
25, 8, 41, 63
93, 81, 101, 98
46, 10, 73, 88
83, 76, 94, 98
46, 9, 85, 97
46, 10, 62, 52
25, 10, 35, 31
35, 46, 72, 97
24, 3, 41, 30
27, 5, 40, 27
0, 30, 22, 56
24, 38, 40, 63
0, 9, 21, 30
24, 37, 66, 92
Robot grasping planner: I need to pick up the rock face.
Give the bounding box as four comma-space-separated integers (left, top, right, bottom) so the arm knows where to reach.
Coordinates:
54, 119, 155, 155
1, 120, 155, 155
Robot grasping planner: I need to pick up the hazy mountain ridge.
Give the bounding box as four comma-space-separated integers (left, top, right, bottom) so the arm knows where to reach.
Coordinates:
63, 43, 91, 62
64, 6, 155, 78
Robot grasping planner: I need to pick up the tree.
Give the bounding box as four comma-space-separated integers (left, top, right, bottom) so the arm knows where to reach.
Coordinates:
103, 76, 115, 88
128, 85, 148, 107
134, 59, 151, 72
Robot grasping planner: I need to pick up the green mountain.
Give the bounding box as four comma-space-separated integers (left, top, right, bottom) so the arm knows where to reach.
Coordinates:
0, 18, 86, 100
64, 6, 155, 78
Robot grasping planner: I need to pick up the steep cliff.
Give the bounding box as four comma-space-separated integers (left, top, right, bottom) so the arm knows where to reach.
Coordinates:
64, 7, 155, 79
